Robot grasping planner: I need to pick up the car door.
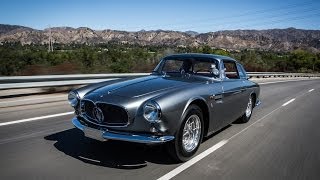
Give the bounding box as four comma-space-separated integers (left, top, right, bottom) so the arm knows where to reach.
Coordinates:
208, 79, 225, 132
236, 63, 251, 112
219, 60, 248, 126
194, 59, 228, 133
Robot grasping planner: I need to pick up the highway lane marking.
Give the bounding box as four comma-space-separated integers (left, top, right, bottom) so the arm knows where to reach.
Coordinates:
157, 140, 228, 180
0, 112, 74, 126
157, 104, 285, 180
0, 95, 66, 105
282, 98, 296, 107
308, 89, 314, 92
158, 88, 315, 179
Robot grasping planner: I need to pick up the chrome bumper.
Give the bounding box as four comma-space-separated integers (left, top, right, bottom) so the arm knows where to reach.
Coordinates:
72, 117, 174, 144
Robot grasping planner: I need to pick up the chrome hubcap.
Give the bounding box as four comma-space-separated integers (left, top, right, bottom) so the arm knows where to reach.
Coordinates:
246, 97, 253, 118
182, 114, 201, 152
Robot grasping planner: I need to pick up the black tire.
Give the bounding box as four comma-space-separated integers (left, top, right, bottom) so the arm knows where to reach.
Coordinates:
166, 105, 204, 162
237, 95, 254, 123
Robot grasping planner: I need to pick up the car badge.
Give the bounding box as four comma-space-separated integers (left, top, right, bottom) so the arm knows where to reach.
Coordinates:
93, 106, 104, 123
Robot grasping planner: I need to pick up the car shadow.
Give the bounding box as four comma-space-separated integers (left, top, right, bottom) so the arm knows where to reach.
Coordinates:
44, 128, 176, 169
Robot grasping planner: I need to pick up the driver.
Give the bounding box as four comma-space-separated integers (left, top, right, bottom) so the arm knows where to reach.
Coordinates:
208, 63, 220, 78
181, 60, 193, 73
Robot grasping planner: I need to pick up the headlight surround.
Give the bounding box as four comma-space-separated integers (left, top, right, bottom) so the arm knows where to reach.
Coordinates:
143, 101, 161, 123
68, 91, 79, 107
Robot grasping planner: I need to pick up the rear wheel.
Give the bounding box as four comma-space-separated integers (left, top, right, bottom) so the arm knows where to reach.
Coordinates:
166, 105, 204, 162
238, 95, 254, 123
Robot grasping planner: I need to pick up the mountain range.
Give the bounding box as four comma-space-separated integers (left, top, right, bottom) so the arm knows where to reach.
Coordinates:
0, 24, 319, 52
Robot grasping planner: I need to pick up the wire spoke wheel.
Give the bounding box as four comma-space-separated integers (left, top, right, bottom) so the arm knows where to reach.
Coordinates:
182, 114, 201, 152
166, 105, 203, 162
245, 96, 253, 118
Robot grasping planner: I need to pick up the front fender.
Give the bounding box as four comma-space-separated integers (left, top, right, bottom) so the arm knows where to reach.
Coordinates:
181, 96, 208, 120
153, 86, 211, 136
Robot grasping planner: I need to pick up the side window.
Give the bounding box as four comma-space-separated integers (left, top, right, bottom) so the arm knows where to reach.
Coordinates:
236, 63, 247, 79
162, 59, 184, 73
193, 60, 219, 77
223, 60, 239, 79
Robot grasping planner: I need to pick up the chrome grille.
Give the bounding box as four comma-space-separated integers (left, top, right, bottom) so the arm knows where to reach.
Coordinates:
97, 103, 129, 125
80, 99, 129, 126
81, 100, 95, 119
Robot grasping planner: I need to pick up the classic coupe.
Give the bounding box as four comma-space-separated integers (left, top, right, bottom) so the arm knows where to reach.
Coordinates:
68, 53, 261, 162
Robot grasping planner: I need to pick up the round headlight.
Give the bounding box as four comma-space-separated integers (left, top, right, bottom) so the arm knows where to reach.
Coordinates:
143, 101, 161, 123
68, 91, 79, 107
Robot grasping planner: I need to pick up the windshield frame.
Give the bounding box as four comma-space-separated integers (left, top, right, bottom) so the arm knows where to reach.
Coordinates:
152, 57, 221, 79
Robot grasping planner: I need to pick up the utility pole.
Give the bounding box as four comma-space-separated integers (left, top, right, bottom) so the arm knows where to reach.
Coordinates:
312, 58, 316, 72
48, 26, 53, 52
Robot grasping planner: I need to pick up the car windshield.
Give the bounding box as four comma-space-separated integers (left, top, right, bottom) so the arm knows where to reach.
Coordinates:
155, 58, 219, 78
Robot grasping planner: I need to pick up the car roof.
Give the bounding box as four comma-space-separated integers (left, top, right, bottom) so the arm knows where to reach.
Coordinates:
164, 53, 236, 62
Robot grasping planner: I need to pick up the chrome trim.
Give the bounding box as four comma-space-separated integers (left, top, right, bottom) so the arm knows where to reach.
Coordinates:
182, 114, 201, 152
245, 96, 253, 118
80, 99, 130, 127
72, 117, 174, 144
255, 100, 262, 107
68, 91, 79, 107
143, 100, 162, 123
80, 114, 131, 128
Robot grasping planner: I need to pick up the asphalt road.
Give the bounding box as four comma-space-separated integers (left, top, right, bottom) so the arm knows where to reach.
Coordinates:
0, 79, 320, 180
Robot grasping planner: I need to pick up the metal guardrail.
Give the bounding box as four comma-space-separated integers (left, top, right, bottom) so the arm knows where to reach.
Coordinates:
0, 73, 149, 84
0, 72, 319, 90
247, 72, 320, 78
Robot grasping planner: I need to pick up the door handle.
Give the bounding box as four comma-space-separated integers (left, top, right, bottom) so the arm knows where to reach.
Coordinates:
214, 94, 223, 100
211, 94, 223, 103
232, 90, 242, 95
232, 88, 246, 95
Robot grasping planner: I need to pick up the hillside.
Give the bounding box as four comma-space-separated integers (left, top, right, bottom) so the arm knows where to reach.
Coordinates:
0, 24, 319, 52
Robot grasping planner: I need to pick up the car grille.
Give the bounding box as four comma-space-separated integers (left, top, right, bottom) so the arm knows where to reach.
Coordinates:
80, 99, 129, 126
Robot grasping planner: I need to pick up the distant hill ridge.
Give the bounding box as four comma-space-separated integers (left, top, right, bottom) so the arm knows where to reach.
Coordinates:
0, 24, 319, 52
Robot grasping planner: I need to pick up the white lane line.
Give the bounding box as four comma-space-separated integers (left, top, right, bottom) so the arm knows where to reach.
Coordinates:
226, 107, 281, 141
0, 95, 66, 104
157, 140, 228, 180
0, 112, 74, 126
308, 89, 314, 92
258, 79, 308, 85
158, 97, 295, 180
282, 98, 296, 107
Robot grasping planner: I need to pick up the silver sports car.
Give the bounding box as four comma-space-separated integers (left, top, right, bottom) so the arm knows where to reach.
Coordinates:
68, 53, 261, 162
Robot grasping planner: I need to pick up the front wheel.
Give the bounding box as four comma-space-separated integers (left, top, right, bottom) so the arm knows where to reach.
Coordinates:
237, 95, 254, 123
166, 105, 204, 162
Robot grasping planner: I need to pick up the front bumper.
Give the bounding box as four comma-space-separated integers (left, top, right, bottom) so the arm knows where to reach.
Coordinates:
72, 117, 174, 144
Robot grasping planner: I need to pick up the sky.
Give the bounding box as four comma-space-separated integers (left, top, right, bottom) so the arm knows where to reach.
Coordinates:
1, 0, 320, 32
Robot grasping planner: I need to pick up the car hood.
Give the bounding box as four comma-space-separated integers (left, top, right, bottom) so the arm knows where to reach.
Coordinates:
89, 75, 202, 98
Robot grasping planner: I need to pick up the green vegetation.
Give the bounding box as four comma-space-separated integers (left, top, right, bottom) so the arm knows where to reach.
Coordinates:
0, 43, 319, 76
